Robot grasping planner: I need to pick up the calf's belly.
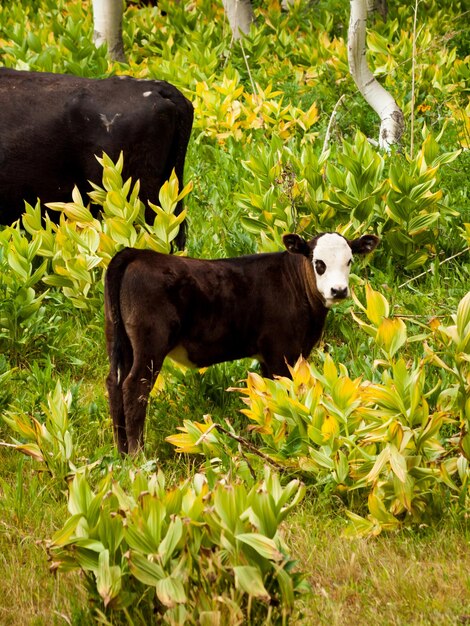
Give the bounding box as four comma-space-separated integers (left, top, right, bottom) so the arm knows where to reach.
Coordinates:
167, 339, 257, 369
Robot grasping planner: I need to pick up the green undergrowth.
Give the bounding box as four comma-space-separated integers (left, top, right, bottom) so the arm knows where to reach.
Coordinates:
1, 0, 469, 622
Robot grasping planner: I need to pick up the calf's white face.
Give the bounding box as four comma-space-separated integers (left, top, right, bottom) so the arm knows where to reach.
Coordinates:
283, 230, 379, 308
312, 233, 353, 308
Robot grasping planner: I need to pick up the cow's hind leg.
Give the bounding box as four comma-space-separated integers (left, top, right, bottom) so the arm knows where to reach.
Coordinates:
122, 328, 166, 454
105, 324, 133, 455
106, 358, 132, 455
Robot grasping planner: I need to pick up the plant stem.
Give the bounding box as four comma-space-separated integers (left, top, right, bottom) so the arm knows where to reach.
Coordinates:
399, 247, 470, 288
321, 95, 346, 156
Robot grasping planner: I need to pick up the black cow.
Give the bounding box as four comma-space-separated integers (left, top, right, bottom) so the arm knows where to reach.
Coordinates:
104, 231, 379, 454
0, 68, 193, 248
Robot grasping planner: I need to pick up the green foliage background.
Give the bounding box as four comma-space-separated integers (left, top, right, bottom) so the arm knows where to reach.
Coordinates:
0, 0, 469, 623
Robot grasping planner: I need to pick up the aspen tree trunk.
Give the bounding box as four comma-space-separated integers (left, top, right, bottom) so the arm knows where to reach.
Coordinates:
348, 0, 403, 149
91, 0, 126, 62
221, 0, 254, 40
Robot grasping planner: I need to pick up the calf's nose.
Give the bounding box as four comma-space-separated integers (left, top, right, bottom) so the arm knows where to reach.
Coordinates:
330, 286, 348, 300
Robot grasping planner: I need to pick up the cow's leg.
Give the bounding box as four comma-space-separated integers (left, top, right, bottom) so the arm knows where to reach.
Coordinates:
106, 357, 132, 455
105, 323, 133, 455
260, 359, 291, 379
121, 335, 165, 455
259, 341, 299, 379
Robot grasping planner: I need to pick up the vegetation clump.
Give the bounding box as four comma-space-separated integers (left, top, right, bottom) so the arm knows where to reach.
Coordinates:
0, 0, 468, 623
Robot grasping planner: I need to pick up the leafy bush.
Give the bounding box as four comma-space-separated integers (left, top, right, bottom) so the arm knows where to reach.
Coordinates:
0, 226, 50, 365
0, 153, 190, 310
1, 381, 76, 487
168, 288, 470, 535
48, 467, 307, 624
237, 130, 463, 268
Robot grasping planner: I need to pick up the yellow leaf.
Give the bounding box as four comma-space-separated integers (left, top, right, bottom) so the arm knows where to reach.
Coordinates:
331, 376, 359, 410
323, 353, 338, 386
365, 284, 389, 326
150, 373, 165, 395
350, 310, 377, 337
16, 443, 44, 462
165, 432, 200, 454
246, 372, 267, 394
301, 102, 319, 129
376, 317, 407, 357
290, 357, 312, 387
389, 445, 407, 483
388, 421, 404, 448
321, 414, 340, 442
456, 291, 470, 336
368, 492, 400, 529
365, 446, 390, 483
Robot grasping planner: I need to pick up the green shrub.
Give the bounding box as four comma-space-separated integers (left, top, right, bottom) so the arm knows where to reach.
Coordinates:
237, 130, 462, 269
0, 153, 190, 310
48, 467, 308, 624
1, 381, 76, 488
168, 288, 470, 535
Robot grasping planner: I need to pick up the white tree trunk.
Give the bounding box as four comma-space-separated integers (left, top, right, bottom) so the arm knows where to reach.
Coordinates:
221, 0, 254, 40
348, 0, 404, 150
92, 0, 126, 62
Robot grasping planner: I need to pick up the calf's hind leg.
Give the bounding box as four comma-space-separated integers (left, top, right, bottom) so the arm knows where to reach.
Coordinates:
107, 369, 130, 455
105, 326, 133, 455
122, 328, 167, 454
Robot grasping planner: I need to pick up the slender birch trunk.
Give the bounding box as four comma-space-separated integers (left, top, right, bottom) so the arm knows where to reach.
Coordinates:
348, 0, 403, 149
91, 0, 126, 62
221, 0, 254, 40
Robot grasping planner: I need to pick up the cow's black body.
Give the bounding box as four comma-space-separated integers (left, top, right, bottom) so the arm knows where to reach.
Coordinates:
0, 68, 193, 247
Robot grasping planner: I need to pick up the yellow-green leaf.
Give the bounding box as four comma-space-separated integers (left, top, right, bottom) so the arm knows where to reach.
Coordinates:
389, 445, 407, 483
376, 317, 407, 358
156, 576, 186, 608
365, 284, 389, 326
236, 533, 283, 561
233, 565, 270, 600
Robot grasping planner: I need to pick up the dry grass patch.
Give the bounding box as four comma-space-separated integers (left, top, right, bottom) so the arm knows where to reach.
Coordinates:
289, 502, 470, 625
0, 450, 88, 626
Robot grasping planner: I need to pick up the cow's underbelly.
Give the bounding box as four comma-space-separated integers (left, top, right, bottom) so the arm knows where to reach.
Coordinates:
167, 336, 259, 370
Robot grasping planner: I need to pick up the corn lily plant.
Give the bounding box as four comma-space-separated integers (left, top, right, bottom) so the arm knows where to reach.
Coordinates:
47, 467, 307, 623
168, 288, 470, 535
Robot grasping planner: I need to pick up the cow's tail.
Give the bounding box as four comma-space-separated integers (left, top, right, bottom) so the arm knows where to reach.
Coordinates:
104, 248, 135, 384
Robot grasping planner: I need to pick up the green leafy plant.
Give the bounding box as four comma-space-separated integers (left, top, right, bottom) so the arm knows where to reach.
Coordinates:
167, 287, 470, 535
48, 467, 307, 624
0, 226, 49, 365
1, 381, 76, 486
1, 153, 191, 310
237, 130, 462, 268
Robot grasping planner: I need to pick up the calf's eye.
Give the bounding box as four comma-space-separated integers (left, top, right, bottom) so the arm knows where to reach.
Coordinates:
315, 260, 326, 275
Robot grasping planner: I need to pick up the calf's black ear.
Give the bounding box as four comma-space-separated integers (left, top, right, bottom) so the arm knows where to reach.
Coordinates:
349, 234, 380, 255
283, 234, 311, 257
